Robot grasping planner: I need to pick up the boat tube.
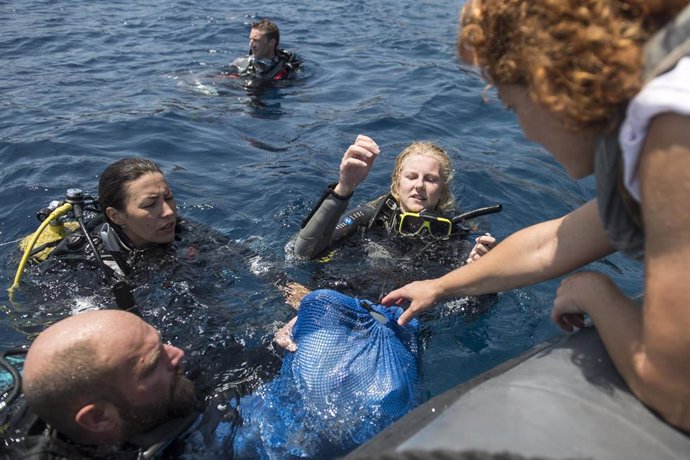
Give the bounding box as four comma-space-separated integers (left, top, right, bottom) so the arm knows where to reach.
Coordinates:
346, 328, 690, 460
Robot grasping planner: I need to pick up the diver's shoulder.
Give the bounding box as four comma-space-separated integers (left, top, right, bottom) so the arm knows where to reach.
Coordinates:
276, 48, 302, 66
49, 214, 107, 258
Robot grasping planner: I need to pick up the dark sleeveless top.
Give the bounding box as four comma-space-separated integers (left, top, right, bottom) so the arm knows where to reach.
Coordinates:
594, 5, 690, 260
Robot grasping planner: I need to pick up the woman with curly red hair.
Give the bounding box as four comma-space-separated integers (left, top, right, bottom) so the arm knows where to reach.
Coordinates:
382, 0, 690, 430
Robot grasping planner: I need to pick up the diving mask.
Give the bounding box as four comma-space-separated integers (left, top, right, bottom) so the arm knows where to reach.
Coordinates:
398, 210, 453, 239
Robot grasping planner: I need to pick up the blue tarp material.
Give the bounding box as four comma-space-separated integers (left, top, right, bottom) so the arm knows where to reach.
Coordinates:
231, 289, 420, 459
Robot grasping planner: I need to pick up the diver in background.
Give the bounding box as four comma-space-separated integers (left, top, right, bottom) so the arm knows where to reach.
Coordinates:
222, 19, 301, 83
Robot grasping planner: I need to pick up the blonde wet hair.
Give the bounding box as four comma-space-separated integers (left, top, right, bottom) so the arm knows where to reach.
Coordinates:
390, 142, 456, 212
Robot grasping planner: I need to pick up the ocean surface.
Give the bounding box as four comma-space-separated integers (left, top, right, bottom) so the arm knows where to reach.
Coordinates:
0, 0, 643, 455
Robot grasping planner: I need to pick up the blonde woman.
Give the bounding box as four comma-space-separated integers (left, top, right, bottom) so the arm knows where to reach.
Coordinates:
294, 135, 496, 261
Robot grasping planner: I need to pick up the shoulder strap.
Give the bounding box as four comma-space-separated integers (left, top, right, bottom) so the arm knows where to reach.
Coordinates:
96, 222, 132, 277
367, 193, 398, 230
276, 48, 301, 68
595, 127, 645, 260
642, 4, 690, 81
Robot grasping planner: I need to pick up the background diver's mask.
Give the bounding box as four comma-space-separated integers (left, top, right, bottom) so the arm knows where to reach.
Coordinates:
397, 210, 452, 239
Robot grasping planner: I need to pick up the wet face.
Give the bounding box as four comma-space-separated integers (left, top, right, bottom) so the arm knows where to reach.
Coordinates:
111, 319, 197, 436
396, 154, 444, 213
497, 84, 597, 179
249, 28, 275, 60
106, 172, 177, 248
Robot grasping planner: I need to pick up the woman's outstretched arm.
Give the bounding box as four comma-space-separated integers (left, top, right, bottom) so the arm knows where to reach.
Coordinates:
382, 199, 614, 325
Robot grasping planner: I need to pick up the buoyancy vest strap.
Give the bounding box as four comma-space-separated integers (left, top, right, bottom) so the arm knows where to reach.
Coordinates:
367, 194, 398, 230
643, 5, 690, 81
330, 201, 376, 245
259, 60, 287, 81
112, 280, 141, 316
263, 49, 300, 81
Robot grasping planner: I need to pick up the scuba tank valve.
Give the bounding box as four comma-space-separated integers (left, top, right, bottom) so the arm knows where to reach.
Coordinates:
64, 188, 85, 217
24, 200, 80, 262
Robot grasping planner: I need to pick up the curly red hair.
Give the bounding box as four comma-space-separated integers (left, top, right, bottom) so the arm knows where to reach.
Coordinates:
458, 0, 689, 132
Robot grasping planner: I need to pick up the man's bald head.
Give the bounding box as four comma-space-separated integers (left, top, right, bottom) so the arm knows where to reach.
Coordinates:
23, 310, 196, 445
23, 310, 143, 440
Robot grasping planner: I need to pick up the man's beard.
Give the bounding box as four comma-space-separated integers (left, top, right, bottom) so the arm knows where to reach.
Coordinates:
118, 372, 199, 437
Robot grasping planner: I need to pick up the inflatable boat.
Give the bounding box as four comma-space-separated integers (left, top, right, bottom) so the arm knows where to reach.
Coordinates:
346, 328, 690, 460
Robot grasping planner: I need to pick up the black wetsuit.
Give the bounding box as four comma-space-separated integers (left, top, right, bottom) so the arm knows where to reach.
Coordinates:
18, 215, 282, 398
294, 185, 485, 304
0, 398, 237, 460
222, 48, 301, 82
0, 407, 201, 460
29, 214, 258, 306
31, 215, 251, 312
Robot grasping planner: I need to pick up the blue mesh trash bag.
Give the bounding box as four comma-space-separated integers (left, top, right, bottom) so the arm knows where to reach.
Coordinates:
231, 289, 420, 459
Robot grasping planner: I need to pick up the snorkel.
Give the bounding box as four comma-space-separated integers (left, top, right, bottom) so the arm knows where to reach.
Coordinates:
451, 203, 503, 226
396, 203, 503, 239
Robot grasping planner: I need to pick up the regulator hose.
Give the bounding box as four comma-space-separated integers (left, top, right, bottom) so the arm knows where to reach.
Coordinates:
8, 202, 72, 295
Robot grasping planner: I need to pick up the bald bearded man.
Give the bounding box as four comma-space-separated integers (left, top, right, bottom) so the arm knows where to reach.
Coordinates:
16, 310, 200, 458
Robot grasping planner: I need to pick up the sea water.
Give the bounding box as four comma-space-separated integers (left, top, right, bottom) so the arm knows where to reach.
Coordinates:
0, 0, 643, 454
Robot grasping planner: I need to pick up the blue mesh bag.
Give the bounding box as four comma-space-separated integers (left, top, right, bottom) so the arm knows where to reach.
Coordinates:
231, 289, 420, 459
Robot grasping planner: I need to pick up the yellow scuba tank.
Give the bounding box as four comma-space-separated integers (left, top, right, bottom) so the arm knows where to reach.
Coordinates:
17, 200, 79, 263
8, 189, 94, 294
7, 202, 72, 296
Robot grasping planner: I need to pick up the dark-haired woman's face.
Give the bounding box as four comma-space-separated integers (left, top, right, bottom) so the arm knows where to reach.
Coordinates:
106, 172, 177, 248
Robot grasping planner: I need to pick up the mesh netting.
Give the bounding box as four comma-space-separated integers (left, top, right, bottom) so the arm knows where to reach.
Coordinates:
231, 289, 420, 459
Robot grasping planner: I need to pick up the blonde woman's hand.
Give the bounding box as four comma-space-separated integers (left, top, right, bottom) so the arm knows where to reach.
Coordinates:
274, 317, 298, 352
335, 135, 380, 197
465, 233, 496, 264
